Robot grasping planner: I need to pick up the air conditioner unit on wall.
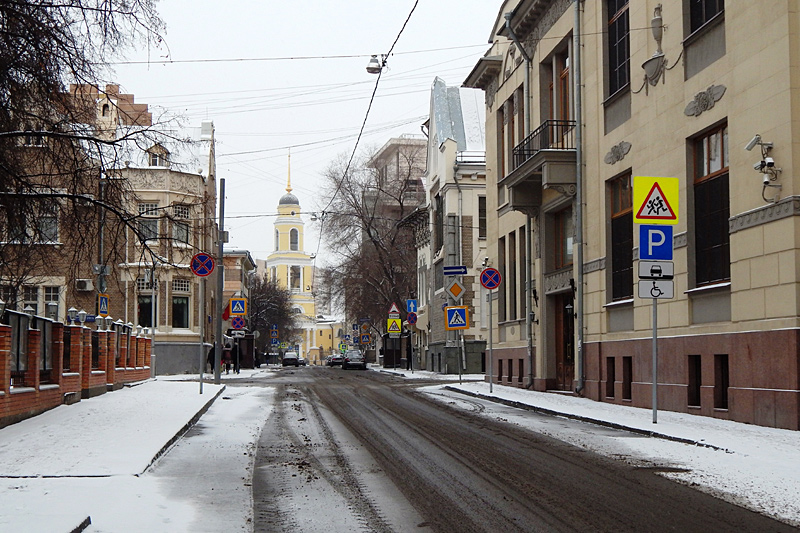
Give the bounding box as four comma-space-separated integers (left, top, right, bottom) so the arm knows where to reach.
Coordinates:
75, 279, 94, 292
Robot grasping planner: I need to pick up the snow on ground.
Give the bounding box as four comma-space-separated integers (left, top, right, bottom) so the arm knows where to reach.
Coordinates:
0, 374, 275, 532
2, 365, 799, 531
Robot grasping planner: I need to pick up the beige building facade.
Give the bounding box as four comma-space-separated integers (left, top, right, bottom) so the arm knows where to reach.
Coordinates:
466, 0, 800, 429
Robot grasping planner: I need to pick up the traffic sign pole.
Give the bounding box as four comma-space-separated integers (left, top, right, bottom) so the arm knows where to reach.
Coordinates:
653, 296, 658, 424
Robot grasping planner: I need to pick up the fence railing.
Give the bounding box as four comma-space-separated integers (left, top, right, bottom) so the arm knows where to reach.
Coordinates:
512, 119, 576, 171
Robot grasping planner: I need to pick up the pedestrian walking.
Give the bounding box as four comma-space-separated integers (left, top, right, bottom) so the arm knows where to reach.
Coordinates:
223, 344, 232, 374
232, 342, 240, 374
206, 343, 215, 374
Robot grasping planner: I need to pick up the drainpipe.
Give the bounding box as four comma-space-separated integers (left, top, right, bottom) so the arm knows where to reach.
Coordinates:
505, 12, 535, 388
574, 0, 585, 394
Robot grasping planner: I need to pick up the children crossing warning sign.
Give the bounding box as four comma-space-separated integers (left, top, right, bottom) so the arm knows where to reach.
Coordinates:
634, 176, 679, 225
444, 306, 469, 330
387, 318, 401, 333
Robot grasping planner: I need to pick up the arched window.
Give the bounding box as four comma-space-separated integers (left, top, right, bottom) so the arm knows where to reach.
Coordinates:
101, 104, 110, 117
290, 228, 299, 251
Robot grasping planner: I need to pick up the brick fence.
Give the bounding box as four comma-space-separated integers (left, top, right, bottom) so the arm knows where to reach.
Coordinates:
0, 319, 151, 428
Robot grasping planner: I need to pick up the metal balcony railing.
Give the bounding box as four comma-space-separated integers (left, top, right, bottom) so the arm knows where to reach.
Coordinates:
512, 119, 577, 171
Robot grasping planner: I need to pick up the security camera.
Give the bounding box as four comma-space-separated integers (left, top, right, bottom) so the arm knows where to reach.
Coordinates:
763, 173, 771, 185
745, 134, 761, 152
765, 157, 775, 168
754, 161, 765, 171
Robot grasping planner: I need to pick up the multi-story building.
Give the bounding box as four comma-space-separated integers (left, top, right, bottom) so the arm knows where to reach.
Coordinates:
465, 0, 800, 429
405, 78, 487, 373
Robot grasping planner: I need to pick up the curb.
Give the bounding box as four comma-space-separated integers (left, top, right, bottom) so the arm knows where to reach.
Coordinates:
138, 384, 227, 475
443, 386, 728, 452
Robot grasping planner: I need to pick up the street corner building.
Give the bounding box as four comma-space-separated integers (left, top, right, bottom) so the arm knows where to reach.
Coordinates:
456, 0, 800, 430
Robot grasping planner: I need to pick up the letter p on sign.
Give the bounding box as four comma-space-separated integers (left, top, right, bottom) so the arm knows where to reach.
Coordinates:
639, 225, 673, 261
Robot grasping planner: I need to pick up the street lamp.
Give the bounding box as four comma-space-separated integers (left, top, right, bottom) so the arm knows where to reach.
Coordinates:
68, 306, 78, 324
0, 297, 5, 318
46, 301, 58, 321
77, 309, 87, 325
366, 54, 386, 74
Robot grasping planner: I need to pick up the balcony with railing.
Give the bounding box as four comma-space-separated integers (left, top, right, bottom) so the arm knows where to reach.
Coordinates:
512, 119, 576, 171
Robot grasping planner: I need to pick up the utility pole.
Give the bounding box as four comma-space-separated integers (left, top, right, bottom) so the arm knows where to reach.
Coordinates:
214, 177, 226, 384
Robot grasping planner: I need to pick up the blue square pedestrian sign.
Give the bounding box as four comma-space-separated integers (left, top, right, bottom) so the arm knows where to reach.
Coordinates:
444, 306, 469, 330
639, 225, 673, 261
230, 298, 247, 316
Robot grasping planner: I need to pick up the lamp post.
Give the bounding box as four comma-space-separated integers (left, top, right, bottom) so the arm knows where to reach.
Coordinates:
67, 306, 78, 324
0, 297, 5, 318
77, 309, 87, 326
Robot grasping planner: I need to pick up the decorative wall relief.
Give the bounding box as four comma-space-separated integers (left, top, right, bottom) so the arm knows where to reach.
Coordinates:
684, 85, 727, 117
604, 141, 632, 165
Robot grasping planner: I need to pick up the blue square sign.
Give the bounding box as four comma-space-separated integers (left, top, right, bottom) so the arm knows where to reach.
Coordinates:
639, 224, 673, 261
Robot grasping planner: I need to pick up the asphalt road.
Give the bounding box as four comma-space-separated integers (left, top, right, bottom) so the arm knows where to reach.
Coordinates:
249, 367, 795, 532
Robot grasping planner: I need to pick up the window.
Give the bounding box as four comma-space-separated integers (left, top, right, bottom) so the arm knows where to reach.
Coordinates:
606, 357, 615, 398
610, 174, 633, 300
274, 229, 279, 251
433, 194, 444, 250
136, 275, 154, 292
290, 266, 301, 290
607, 0, 630, 96
694, 124, 730, 285
37, 201, 59, 242
622, 356, 632, 400
690, 0, 724, 33
555, 206, 574, 269
270, 266, 277, 283
509, 231, 517, 320
172, 205, 190, 244
498, 236, 506, 322
478, 196, 487, 239
23, 286, 38, 315
290, 228, 299, 251
148, 150, 168, 167
137, 295, 156, 328
688, 354, 702, 407
714, 354, 729, 409
138, 203, 159, 242
45, 286, 59, 318
172, 279, 190, 293
172, 296, 189, 329
497, 104, 506, 178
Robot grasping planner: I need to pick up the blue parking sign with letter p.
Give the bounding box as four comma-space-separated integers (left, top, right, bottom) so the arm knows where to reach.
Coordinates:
639, 224, 673, 260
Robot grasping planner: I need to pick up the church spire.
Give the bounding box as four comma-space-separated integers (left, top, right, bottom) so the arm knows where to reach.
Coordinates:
286, 148, 292, 193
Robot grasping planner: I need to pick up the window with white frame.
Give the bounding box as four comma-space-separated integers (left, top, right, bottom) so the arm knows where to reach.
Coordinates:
172, 204, 190, 244
138, 203, 159, 242
172, 279, 190, 293
45, 286, 59, 317
136, 275, 154, 292
23, 286, 38, 315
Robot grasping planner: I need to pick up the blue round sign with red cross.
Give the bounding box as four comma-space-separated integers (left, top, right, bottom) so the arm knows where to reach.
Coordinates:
480, 267, 502, 290
190, 252, 215, 277
231, 316, 245, 330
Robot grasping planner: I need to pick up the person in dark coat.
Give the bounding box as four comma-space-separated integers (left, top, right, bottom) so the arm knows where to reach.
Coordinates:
232, 342, 240, 374
206, 343, 215, 373
223, 344, 232, 374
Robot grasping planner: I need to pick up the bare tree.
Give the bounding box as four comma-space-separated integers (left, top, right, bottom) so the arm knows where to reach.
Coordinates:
248, 273, 298, 356
317, 141, 425, 333
0, 1, 206, 308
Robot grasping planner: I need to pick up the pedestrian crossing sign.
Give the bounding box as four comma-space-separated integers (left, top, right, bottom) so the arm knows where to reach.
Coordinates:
444, 306, 469, 330
229, 298, 247, 316
387, 318, 401, 333
633, 176, 679, 225
98, 294, 109, 317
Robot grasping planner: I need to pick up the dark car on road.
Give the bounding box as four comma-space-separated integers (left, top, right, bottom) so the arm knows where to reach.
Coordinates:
342, 350, 367, 370
327, 354, 344, 366
282, 351, 300, 367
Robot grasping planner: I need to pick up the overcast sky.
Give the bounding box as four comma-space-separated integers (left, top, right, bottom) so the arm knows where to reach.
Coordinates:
110, 0, 501, 262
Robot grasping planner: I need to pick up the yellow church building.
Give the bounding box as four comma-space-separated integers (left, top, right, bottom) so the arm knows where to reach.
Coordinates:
263, 175, 320, 362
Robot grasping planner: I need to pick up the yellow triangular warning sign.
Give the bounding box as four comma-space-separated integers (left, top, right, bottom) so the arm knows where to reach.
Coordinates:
636, 182, 676, 222
387, 318, 401, 332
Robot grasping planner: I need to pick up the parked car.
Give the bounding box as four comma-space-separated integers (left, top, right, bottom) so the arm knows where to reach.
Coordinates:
298, 357, 308, 366
328, 354, 344, 366
342, 350, 367, 370
282, 351, 299, 367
